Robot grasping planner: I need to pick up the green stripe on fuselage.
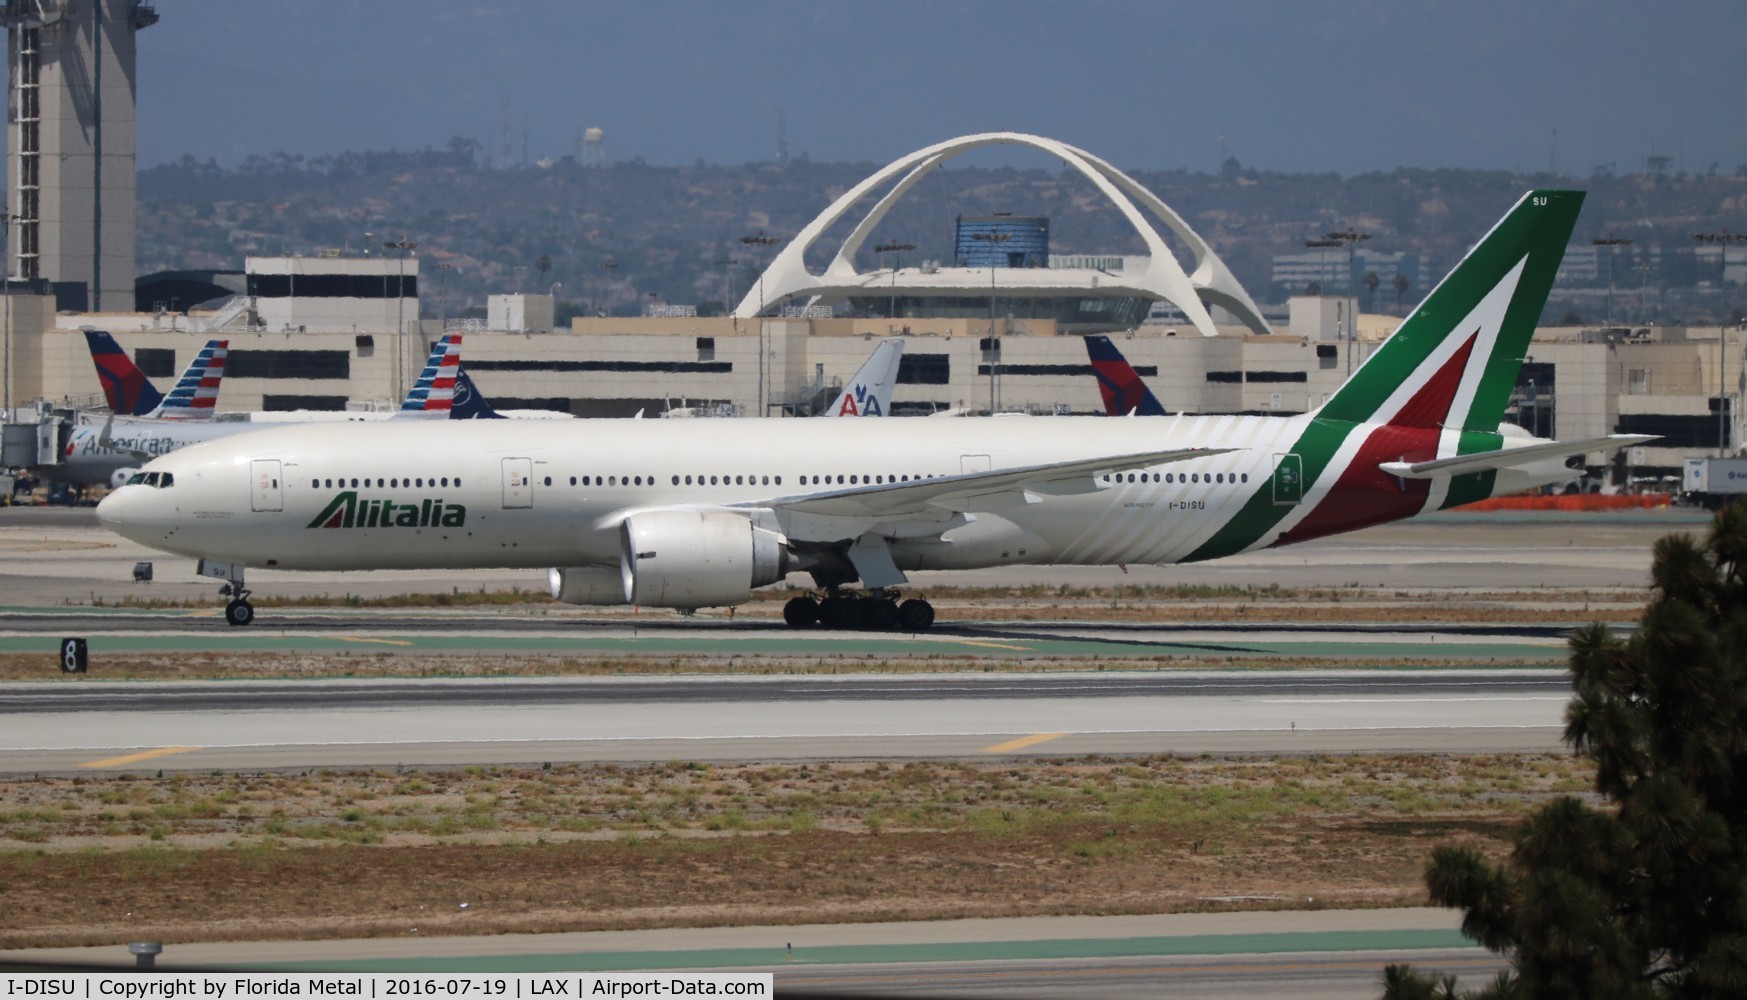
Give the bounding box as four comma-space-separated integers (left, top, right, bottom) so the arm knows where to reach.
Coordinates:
1185, 416, 1359, 561
1185, 190, 1584, 559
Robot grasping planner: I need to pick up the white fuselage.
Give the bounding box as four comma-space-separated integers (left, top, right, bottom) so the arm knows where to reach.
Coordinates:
95, 414, 1576, 577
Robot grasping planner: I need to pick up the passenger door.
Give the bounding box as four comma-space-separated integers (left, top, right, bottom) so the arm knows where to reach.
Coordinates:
501, 457, 533, 509
249, 459, 283, 512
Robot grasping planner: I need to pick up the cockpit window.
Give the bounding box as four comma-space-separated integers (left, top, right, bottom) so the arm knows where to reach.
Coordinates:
129, 471, 175, 489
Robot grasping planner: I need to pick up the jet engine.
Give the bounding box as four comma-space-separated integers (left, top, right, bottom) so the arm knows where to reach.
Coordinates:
110, 467, 140, 489
546, 565, 629, 606
619, 509, 789, 609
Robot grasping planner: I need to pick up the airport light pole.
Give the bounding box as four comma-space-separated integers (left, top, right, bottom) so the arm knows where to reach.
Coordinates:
971, 231, 1014, 414
1, 211, 11, 413
740, 232, 781, 417
383, 238, 417, 399
713, 256, 737, 317
873, 241, 916, 321
433, 262, 455, 333
597, 259, 618, 317
1694, 231, 1747, 456
1307, 228, 1372, 376
1593, 235, 1633, 326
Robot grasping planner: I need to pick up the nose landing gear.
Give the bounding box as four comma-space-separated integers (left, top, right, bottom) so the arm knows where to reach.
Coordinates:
201, 560, 255, 627
223, 590, 255, 627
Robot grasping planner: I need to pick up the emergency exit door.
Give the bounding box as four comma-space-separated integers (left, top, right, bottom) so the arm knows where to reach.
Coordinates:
1272, 453, 1304, 506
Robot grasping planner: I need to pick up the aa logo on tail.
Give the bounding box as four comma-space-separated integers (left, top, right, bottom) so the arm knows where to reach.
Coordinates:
837, 383, 883, 416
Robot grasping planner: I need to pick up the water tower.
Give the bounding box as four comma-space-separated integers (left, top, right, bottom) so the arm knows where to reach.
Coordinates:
5, 0, 156, 312
582, 127, 604, 168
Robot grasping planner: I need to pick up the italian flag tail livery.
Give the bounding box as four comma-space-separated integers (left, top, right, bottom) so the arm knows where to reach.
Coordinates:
1190, 189, 1586, 560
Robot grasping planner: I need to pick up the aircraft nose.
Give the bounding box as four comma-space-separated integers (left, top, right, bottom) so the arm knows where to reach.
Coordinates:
96, 486, 144, 539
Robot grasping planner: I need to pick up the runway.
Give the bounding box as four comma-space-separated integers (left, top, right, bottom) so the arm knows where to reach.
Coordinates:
0, 507, 1687, 609
0, 669, 1571, 773
0, 614, 1580, 670
7, 908, 1501, 997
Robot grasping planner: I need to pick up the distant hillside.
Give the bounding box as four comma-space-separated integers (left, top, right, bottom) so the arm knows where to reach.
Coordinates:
137, 142, 1747, 323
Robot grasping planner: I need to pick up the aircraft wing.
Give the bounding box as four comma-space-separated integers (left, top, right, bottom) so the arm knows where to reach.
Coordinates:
752, 446, 1237, 521
1378, 434, 1658, 480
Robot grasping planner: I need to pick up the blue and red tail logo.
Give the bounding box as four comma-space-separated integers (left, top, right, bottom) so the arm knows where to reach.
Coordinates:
85, 330, 164, 416
1084, 335, 1166, 416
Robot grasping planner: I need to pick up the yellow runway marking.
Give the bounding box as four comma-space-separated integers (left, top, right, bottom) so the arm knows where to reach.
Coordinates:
949, 639, 1032, 651
336, 636, 414, 646
981, 732, 1068, 753
79, 746, 202, 769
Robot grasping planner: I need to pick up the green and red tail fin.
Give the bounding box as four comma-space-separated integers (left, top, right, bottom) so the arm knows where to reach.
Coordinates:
1317, 189, 1584, 433
1185, 190, 1585, 562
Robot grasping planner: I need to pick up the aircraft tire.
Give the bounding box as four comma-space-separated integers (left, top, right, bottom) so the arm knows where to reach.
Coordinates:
897, 598, 935, 632
819, 596, 865, 630
782, 596, 819, 629
864, 599, 899, 631
224, 600, 255, 627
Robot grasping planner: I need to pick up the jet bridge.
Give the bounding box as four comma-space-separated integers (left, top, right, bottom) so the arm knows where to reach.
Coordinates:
1, 404, 71, 469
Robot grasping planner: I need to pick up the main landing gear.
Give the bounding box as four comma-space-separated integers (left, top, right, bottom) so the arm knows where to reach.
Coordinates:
782, 590, 935, 632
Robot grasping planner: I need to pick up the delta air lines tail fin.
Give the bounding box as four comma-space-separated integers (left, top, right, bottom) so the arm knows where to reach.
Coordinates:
144, 339, 228, 420
823, 337, 904, 417
85, 330, 165, 416
1084, 334, 1166, 416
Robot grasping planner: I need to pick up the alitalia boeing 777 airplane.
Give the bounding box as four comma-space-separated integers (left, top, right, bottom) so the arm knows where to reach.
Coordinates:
99, 190, 1652, 629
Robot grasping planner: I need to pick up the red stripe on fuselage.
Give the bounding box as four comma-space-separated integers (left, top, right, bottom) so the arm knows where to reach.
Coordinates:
1273, 332, 1477, 546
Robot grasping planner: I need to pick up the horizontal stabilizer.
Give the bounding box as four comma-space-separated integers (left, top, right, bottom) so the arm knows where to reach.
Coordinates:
1379, 434, 1658, 480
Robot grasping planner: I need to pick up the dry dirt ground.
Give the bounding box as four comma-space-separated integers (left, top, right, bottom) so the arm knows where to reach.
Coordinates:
0, 754, 1593, 949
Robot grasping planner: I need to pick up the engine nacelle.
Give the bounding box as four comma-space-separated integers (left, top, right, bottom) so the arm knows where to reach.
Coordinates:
547, 566, 630, 606
620, 509, 789, 609
110, 467, 141, 489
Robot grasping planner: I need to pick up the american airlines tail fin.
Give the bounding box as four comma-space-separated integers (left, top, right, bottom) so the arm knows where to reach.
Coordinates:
1083, 334, 1166, 416
823, 337, 904, 417
144, 340, 228, 421
84, 330, 165, 416
398, 334, 463, 418
1316, 189, 1584, 435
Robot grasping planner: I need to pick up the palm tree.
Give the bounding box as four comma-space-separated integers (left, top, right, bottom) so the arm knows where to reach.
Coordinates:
1393, 273, 1412, 314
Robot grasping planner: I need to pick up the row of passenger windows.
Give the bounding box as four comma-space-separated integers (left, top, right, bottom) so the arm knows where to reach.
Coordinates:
313, 477, 463, 489
532, 472, 948, 488
1104, 471, 1250, 485
305, 470, 1246, 492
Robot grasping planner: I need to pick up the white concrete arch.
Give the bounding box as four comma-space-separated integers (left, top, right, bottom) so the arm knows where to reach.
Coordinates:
732, 131, 1271, 337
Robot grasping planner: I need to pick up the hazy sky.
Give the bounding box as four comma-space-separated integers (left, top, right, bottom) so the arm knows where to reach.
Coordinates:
138, 0, 1747, 176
